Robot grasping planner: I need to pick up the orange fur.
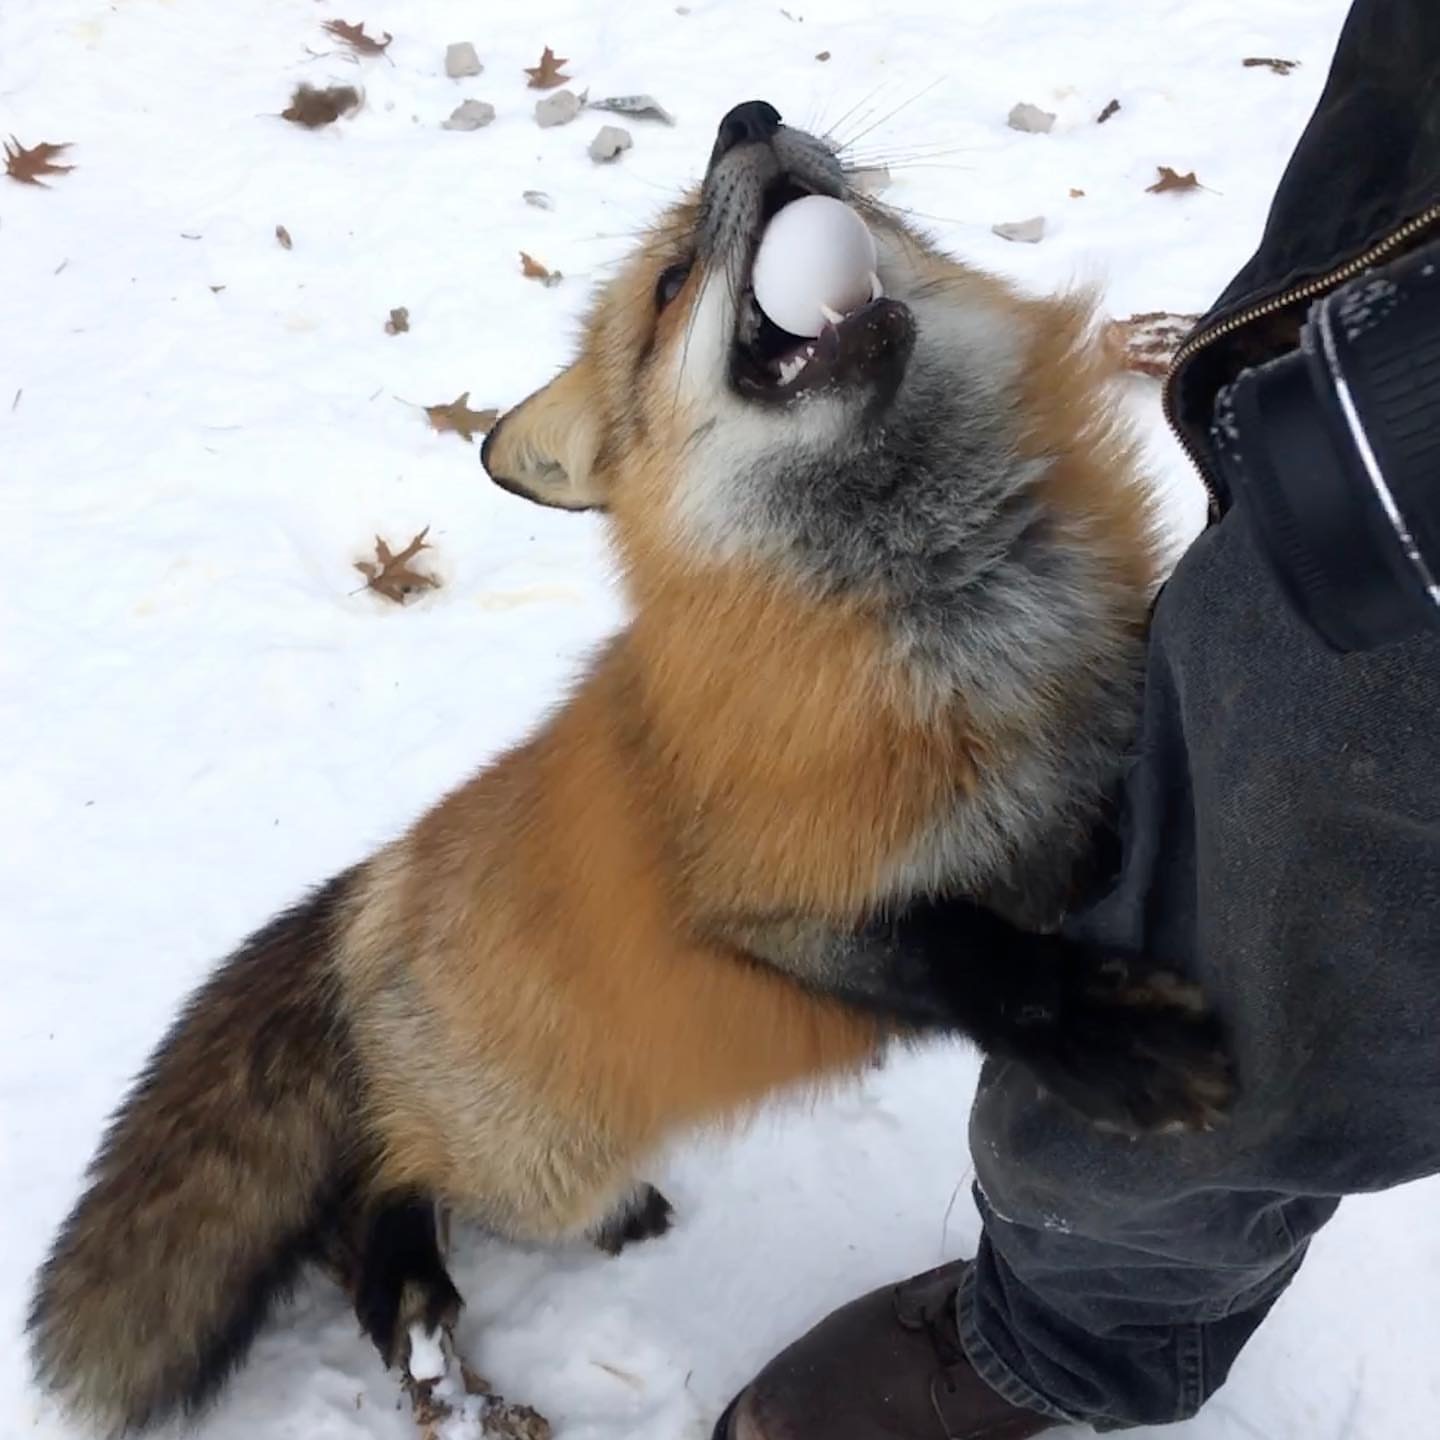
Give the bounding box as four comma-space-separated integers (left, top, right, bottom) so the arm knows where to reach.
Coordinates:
345, 211, 1155, 1237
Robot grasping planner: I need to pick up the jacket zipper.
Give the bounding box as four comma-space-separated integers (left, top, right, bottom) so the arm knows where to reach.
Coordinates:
1161, 202, 1440, 516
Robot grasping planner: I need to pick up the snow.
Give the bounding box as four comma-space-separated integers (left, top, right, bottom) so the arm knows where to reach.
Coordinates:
407, 1326, 448, 1385
3, 1, 1437, 1439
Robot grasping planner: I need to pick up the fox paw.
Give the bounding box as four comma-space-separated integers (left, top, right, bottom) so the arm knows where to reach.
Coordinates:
1019, 960, 1234, 1136
592, 1183, 675, 1256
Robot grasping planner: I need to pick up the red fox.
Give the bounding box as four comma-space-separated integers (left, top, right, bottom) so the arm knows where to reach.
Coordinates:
29, 101, 1229, 1435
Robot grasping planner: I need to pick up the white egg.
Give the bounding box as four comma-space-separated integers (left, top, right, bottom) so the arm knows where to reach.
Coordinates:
751, 195, 879, 338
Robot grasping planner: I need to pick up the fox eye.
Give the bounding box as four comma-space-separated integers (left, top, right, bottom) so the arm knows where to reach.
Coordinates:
655, 261, 692, 311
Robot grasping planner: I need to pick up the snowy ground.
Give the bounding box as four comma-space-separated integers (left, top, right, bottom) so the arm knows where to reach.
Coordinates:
4, 0, 1438, 1437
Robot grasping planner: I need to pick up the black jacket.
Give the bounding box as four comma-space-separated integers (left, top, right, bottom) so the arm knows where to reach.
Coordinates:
1169, 0, 1440, 515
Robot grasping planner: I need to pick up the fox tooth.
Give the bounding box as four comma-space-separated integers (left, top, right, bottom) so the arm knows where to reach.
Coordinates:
869, 271, 884, 300
819, 303, 846, 325
778, 355, 804, 385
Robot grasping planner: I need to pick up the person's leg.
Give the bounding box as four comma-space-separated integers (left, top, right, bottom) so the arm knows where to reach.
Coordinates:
956, 503, 1440, 1429
719, 504, 1440, 1438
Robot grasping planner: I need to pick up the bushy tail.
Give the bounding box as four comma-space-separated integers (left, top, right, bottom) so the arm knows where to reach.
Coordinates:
29, 871, 365, 1435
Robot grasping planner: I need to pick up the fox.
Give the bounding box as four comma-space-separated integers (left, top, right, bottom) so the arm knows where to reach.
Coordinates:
29, 100, 1230, 1436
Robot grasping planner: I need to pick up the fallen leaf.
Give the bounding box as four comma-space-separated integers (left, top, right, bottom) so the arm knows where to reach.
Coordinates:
1102, 311, 1202, 378
4, 137, 74, 186
816, 50, 830, 61
525, 46, 571, 89
322, 19, 392, 55
1069, 187, 1086, 197
354, 529, 439, 604
425, 391, 498, 442
1243, 56, 1299, 75
589, 94, 674, 125
281, 83, 361, 128
275, 224, 293, 249
519, 251, 564, 286
385, 306, 409, 334
11, 389, 21, 412
209, 284, 225, 293
404, 1330, 551, 1440
523, 189, 554, 210
1146, 165, 1201, 194
1096, 98, 1121, 124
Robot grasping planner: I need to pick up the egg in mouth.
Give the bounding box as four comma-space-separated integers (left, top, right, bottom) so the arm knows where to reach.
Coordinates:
730, 187, 914, 403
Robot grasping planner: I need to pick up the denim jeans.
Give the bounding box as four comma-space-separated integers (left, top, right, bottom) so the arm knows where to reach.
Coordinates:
957, 507, 1440, 1428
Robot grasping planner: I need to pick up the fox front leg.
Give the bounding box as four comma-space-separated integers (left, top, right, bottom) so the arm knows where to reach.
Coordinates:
707, 905, 1233, 1135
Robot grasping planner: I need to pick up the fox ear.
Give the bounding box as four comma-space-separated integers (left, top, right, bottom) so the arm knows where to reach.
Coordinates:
481, 358, 607, 512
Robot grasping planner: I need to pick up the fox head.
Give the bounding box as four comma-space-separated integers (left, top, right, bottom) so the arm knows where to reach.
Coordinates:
483, 99, 1151, 632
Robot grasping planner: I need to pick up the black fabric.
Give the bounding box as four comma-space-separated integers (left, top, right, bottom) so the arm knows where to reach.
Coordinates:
960, 515, 1440, 1428
1170, 0, 1440, 507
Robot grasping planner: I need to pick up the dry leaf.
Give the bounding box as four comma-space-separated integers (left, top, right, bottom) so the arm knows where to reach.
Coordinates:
816, 50, 830, 61
1146, 165, 1201, 194
1096, 98, 1121, 124
275, 224, 293, 249
404, 1332, 551, 1440
385, 306, 409, 334
1103, 311, 1202, 378
589, 94, 674, 125
1243, 56, 1299, 75
1069, 187, 1086, 197
282, 83, 361, 128
354, 529, 439, 604
4, 137, 74, 186
525, 46, 571, 89
323, 19, 392, 55
425, 391, 497, 443
519, 251, 564, 287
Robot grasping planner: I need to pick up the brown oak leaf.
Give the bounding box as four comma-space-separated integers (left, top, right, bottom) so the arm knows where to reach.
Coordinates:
425, 391, 497, 443
1069, 187, 1086, 198
384, 306, 409, 334
1146, 165, 1201, 195
1096, 98, 1121, 124
275, 224, 293, 249
1243, 56, 1299, 75
1102, 311, 1202, 379
4, 137, 74, 186
323, 19, 392, 55
525, 47, 571, 89
519, 251, 564, 287
282, 83, 361, 128
354, 529, 439, 603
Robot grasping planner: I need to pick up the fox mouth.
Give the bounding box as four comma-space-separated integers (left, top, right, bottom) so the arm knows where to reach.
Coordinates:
730, 179, 914, 405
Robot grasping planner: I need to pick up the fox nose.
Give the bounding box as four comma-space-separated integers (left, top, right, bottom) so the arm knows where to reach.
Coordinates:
711, 100, 782, 164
